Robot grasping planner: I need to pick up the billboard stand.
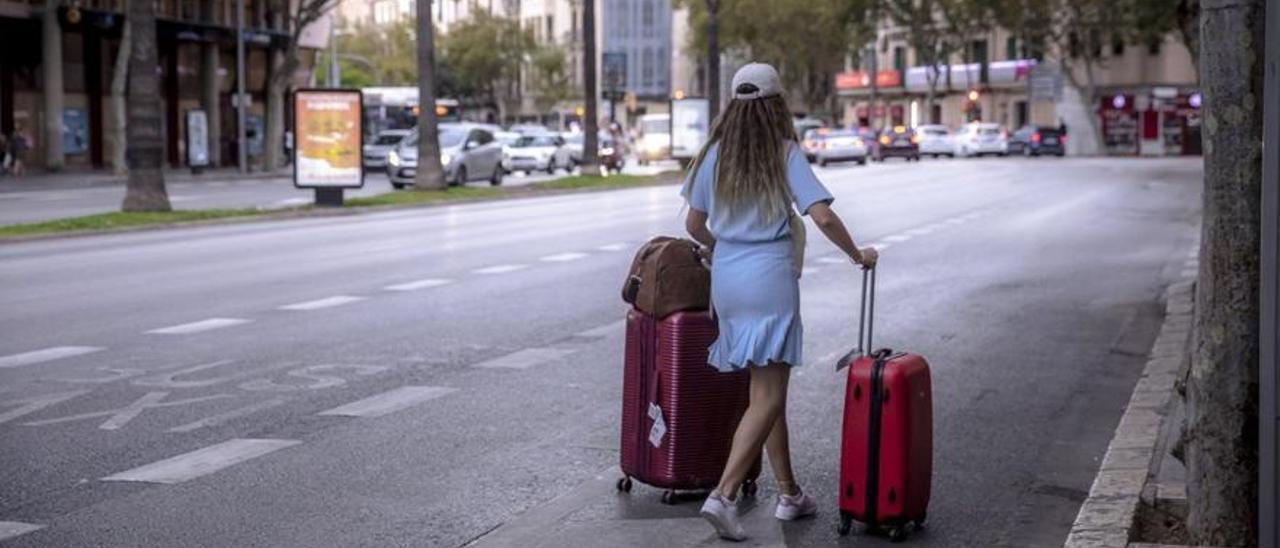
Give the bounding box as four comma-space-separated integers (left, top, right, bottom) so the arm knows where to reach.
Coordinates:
185, 109, 210, 176
315, 187, 344, 207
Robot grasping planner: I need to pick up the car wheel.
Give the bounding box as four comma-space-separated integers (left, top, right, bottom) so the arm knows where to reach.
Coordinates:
546, 158, 556, 174
392, 182, 406, 190
490, 166, 504, 186
818, 157, 828, 167
858, 158, 867, 165
454, 166, 467, 186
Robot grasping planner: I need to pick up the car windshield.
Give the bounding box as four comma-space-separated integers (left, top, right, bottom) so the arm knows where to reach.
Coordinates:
922, 128, 948, 136
978, 127, 1000, 135
823, 130, 855, 138
439, 129, 466, 147
642, 119, 669, 134
515, 136, 558, 148
375, 134, 404, 145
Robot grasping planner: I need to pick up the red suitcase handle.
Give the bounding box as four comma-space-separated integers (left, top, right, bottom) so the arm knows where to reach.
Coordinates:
837, 267, 883, 370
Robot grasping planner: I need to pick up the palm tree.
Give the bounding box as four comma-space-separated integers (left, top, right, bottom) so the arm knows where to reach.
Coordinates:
414, 0, 447, 189
580, 0, 601, 176
121, 0, 171, 211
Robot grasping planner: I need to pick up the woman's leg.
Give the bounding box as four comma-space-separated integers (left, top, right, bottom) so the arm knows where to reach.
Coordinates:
764, 412, 799, 496
715, 363, 790, 498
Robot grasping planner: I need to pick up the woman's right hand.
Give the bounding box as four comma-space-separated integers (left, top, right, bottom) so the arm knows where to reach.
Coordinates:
854, 247, 879, 269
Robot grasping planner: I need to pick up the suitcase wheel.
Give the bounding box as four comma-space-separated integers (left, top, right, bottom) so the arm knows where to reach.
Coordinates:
887, 526, 907, 543
660, 490, 678, 505
616, 477, 633, 493
740, 478, 758, 498
837, 512, 853, 536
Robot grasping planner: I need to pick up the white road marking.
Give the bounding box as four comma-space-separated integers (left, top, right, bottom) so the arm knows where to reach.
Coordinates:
575, 320, 625, 338
273, 197, 312, 207
540, 252, 589, 262
101, 438, 301, 484
0, 522, 44, 541
167, 398, 290, 433
802, 267, 821, 276
945, 218, 966, 226
473, 347, 577, 369
384, 278, 453, 291
319, 386, 456, 418
883, 234, 911, 243
278, 295, 365, 311
596, 243, 628, 251
0, 346, 103, 369
906, 226, 935, 236
146, 318, 252, 335
0, 390, 90, 426
473, 264, 528, 275
871, 242, 893, 251
817, 256, 847, 265
25, 391, 234, 430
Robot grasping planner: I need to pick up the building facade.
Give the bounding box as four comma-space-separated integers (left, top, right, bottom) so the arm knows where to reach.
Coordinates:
601, 0, 670, 116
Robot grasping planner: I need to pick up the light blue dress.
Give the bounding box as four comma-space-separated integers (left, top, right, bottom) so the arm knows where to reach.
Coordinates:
680, 142, 834, 372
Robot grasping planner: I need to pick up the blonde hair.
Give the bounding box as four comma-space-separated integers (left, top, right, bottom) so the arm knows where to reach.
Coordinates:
688, 93, 796, 223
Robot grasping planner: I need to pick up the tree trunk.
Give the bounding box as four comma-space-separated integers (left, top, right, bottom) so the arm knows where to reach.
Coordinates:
263, 8, 288, 172
199, 0, 219, 167
121, 0, 171, 211
706, 0, 720, 122
1184, 0, 1264, 544
41, 0, 64, 171
415, 0, 447, 190
108, 16, 130, 175
580, 0, 600, 176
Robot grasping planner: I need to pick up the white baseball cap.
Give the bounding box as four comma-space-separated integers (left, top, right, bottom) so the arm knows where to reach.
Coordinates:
731, 63, 783, 100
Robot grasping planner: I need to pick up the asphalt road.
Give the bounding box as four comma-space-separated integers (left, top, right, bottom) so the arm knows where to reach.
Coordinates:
0, 155, 1202, 547
0, 161, 678, 226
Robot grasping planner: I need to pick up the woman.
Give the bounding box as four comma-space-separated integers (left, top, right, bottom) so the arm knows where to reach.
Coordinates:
681, 63, 878, 541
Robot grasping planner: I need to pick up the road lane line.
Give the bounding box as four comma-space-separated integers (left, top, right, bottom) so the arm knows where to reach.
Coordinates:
575, 320, 625, 338
473, 264, 528, 275
0, 346, 103, 369
473, 347, 577, 369
278, 295, 365, 311
0, 522, 44, 542
906, 226, 935, 236
319, 386, 457, 418
871, 242, 893, 251
384, 278, 454, 291
596, 243, 628, 251
817, 256, 847, 265
146, 318, 252, 335
802, 267, 821, 276
540, 252, 589, 262
883, 234, 911, 243
167, 398, 290, 433
101, 438, 301, 484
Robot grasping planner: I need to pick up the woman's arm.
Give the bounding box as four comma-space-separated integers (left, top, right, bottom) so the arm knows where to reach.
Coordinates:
685, 208, 716, 251
807, 202, 878, 268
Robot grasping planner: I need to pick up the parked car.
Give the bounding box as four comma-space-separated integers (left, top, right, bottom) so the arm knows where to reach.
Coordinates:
1008, 125, 1066, 156
873, 126, 921, 162
794, 118, 825, 141
803, 128, 868, 166
502, 133, 572, 174
362, 129, 412, 170
387, 123, 505, 189
635, 114, 671, 165
494, 131, 522, 149
916, 125, 955, 158
509, 124, 549, 135
954, 123, 1009, 157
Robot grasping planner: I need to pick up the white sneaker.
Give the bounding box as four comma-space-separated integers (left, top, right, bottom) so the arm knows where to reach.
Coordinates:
700, 491, 747, 541
774, 491, 818, 521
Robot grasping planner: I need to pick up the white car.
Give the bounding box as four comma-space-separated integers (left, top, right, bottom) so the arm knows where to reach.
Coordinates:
635, 114, 670, 165
954, 123, 1009, 157
362, 129, 412, 170
387, 123, 505, 188
916, 125, 955, 158
503, 134, 573, 174
804, 129, 868, 166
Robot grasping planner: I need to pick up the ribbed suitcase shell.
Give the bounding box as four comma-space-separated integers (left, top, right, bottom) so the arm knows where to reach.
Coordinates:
839, 352, 933, 528
620, 308, 751, 490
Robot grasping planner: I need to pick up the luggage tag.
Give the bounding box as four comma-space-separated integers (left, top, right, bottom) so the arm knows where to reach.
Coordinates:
648, 402, 667, 448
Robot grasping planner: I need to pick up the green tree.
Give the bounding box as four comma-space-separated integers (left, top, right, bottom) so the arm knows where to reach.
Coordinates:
529, 45, 573, 112
438, 11, 534, 122
319, 19, 421, 87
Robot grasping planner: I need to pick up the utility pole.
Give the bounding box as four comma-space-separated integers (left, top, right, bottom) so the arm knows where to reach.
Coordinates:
1260, 0, 1279, 543
706, 0, 720, 122
235, 0, 247, 172
581, 0, 600, 176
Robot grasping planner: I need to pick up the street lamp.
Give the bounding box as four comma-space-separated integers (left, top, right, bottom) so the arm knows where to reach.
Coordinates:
967, 89, 980, 102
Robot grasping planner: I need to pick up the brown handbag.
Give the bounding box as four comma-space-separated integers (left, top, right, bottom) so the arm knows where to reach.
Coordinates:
621, 236, 711, 318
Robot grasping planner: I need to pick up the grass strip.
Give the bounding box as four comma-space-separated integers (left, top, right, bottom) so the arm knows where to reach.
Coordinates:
0, 209, 267, 237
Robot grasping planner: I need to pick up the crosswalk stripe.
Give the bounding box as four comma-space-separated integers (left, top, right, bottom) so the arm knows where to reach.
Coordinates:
575, 320, 625, 338
0, 346, 103, 369
0, 522, 44, 542
473, 347, 577, 369
540, 252, 589, 262
146, 318, 252, 335
474, 264, 528, 275
596, 243, 628, 251
384, 278, 454, 291
817, 256, 847, 264
319, 386, 457, 418
278, 295, 365, 311
883, 234, 911, 243
101, 438, 301, 484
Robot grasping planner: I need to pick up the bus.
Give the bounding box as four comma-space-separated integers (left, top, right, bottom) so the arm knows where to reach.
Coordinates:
361, 87, 460, 137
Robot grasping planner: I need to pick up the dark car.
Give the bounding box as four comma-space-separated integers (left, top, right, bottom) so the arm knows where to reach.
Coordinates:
1009, 125, 1065, 157
873, 126, 921, 162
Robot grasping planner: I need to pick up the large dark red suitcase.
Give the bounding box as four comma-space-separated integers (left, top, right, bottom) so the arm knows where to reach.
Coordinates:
617, 308, 759, 503
837, 269, 933, 541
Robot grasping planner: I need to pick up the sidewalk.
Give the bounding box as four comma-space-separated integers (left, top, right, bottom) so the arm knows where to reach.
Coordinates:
0, 166, 291, 193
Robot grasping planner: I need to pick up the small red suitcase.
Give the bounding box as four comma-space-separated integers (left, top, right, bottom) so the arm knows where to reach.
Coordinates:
837, 268, 933, 541
617, 308, 759, 503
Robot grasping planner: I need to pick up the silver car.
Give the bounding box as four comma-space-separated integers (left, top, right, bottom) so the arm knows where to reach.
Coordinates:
806, 129, 869, 166
387, 124, 506, 189
362, 129, 412, 170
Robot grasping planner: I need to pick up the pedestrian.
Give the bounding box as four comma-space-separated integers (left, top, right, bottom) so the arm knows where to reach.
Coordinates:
0, 133, 8, 177
7, 127, 27, 177
681, 63, 878, 541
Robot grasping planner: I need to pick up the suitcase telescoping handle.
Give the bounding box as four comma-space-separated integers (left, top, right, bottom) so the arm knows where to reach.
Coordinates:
836, 266, 880, 371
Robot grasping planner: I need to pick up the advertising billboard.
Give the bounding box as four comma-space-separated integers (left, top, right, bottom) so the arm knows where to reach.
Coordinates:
293, 89, 364, 188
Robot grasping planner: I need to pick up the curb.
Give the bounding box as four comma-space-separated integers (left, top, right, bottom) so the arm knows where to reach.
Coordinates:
0, 173, 684, 244
1063, 280, 1195, 548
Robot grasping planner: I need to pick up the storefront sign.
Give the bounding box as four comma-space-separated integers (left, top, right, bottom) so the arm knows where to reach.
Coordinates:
903, 59, 1037, 93
836, 70, 902, 91
293, 89, 364, 189
185, 109, 210, 167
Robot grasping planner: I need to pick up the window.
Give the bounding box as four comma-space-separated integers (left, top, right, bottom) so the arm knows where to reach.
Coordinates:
546, 15, 553, 43
642, 48, 654, 87
642, 1, 654, 37
1069, 32, 1081, 58
1147, 36, 1162, 55
969, 40, 988, 64
893, 46, 905, 71
1112, 35, 1125, 56
1089, 29, 1102, 58
1006, 36, 1017, 60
